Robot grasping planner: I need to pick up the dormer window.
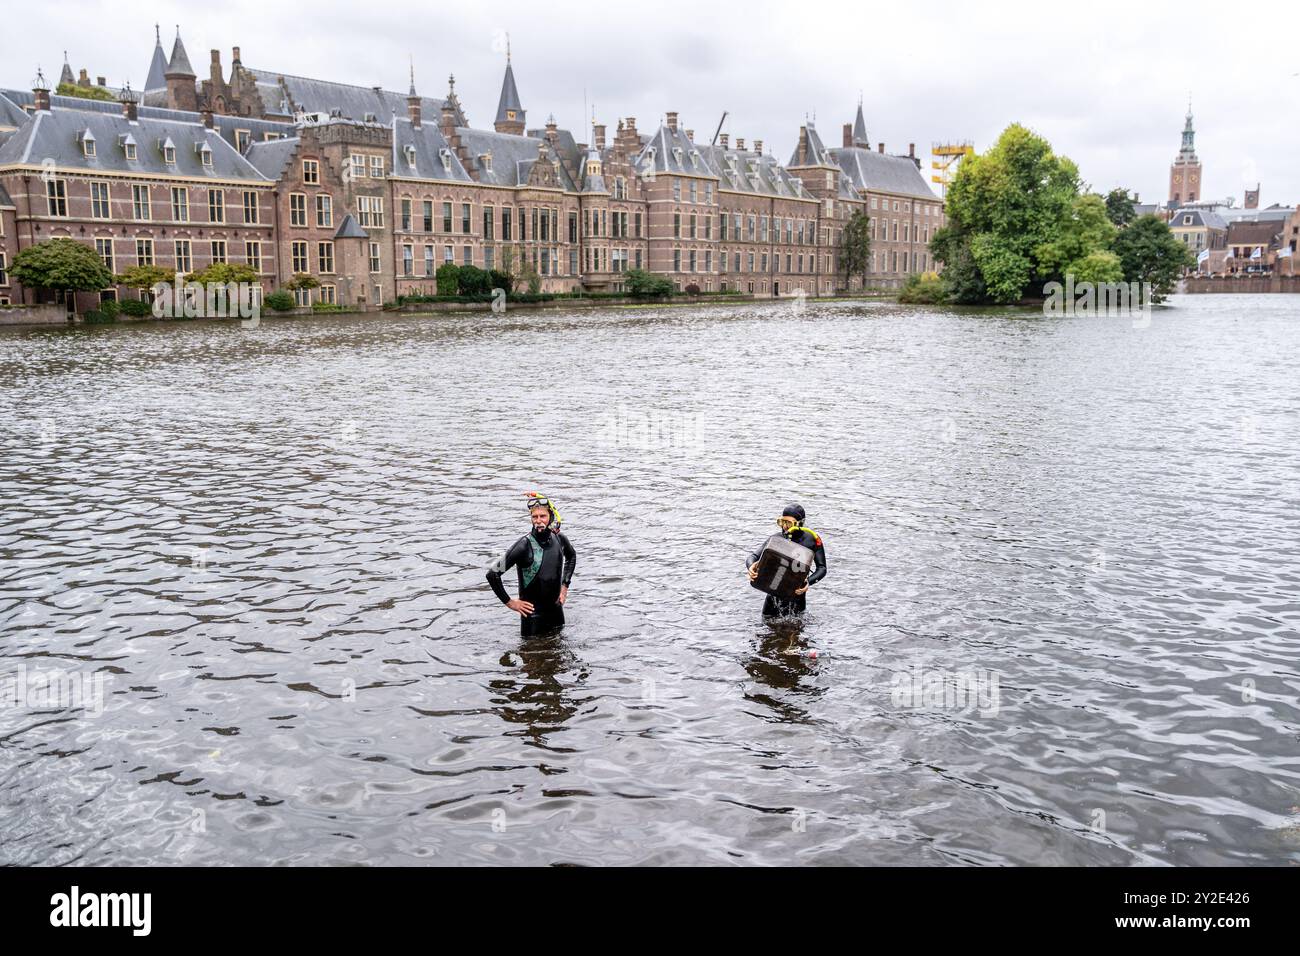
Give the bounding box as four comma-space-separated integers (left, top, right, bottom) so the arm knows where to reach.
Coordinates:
480, 152, 492, 172
119, 133, 137, 160
196, 142, 213, 167
672, 147, 683, 165
439, 148, 452, 173
80, 129, 96, 158
690, 150, 700, 168
404, 144, 417, 168
160, 137, 176, 165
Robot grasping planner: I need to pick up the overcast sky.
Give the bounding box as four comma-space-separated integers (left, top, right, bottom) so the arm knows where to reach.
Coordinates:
17, 0, 1300, 207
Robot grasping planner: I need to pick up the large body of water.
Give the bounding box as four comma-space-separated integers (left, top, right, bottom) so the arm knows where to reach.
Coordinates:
1, 294, 1297, 866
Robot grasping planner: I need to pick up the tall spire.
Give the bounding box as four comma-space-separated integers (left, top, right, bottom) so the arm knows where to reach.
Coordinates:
408, 55, 415, 96
167, 27, 194, 78
494, 43, 525, 135
145, 24, 169, 91
852, 97, 868, 148
59, 52, 74, 87
1179, 97, 1196, 159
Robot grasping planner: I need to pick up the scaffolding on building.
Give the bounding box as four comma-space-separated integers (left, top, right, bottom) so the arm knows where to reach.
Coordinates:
931, 141, 975, 197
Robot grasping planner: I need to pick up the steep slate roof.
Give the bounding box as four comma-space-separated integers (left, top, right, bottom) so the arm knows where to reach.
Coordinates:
167, 34, 195, 77
495, 62, 524, 125
786, 122, 834, 168
637, 123, 717, 177
334, 213, 367, 239
210, 113, 292, 152
0, 106, 269, 181
391, 118, 474, 183
852, 102, 868, 146
829, 145, 938, 200
243, 135, 298, 179
145, 32, 170, 92
454, 126, 574, 189
0, 92, 27, 129
1170, 209, 1226, 230
245, 68, 445, 122
701, 144, 812, 200
59, 60, 75, 87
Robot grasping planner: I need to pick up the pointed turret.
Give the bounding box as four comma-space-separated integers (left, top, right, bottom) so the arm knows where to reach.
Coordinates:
59, 53, 74, 88
494, 38, 525, 135
167, 29, 195, 78
852, 96, 868, 148
145, 24, 168, 91
164, 27, 198, 111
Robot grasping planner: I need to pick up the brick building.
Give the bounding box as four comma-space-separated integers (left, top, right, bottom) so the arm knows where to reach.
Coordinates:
0, 29, 944, 310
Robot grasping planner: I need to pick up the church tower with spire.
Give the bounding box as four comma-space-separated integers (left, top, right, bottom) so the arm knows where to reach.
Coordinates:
493, 37, 525, 135
1168, 102, 1201, 207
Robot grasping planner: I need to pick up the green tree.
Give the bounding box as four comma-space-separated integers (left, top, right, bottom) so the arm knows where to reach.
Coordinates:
186, 263, 262, 285
435, 263, 460, 296
116, 264, 176, 290
285, 273, 320, 291
456, 264, 491, 295
934, 124, 1081, 303
1104, 188, 1137, 226
1035, 194, 1119, 283
837, 209, 871, 287
1071, 250, 1124, 285
1113, 214, 1195, 303
625, 269, 673, 298
55, 82, 116, 102
10, 238, 113, 294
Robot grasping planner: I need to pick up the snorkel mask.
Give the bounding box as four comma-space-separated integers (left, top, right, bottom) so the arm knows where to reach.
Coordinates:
524, 491, 562, 534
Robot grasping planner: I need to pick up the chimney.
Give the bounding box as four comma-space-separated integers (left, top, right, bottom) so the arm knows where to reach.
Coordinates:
594, 123, 606, 150
878, 142, 885, 153
441, 102, 456, 139
77, 68, 91, 88
843, 123, 853, 148
120, 86, 137, 123
686, 129, 694, 141
232, 46, 241, 66
720, 133, 729, 148
908, 143, 915, 157
32, 69, 50, 112
408, 92, 421, 129
736, 137, 745, 151
666, 111, 678, 132
96, 76, 106, 87
754, 139, 763, 154
201, 107, 214, 129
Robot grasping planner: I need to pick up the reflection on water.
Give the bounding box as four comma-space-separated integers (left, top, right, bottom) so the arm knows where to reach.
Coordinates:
1, 294, 1298, 865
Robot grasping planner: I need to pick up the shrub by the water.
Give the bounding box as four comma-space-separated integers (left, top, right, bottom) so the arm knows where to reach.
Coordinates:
264, 291, 296, 312
117, 298, 154, 317
898, 272, 948, 305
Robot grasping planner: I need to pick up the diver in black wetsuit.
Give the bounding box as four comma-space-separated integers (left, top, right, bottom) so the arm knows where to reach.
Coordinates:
486, 494, 577, 636
746, 504, 827, 617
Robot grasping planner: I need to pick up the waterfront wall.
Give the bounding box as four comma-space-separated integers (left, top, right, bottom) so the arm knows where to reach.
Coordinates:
1183, 276, 1300, 294
0, 304, 69, 326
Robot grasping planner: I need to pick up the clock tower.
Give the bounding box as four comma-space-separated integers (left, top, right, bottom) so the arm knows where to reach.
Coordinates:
1168, 103, 1201, 207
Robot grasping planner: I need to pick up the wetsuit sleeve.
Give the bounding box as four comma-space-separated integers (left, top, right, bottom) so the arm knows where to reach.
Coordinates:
560, 534, 576, 587
747, 543, 763, 568
486, 537, 527, 605
807, 538, 827, 586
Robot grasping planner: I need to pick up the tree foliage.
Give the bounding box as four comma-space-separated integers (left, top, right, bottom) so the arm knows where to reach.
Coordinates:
625, 269, 673, 298
10, 238, 113, 292
1104, 188, 1137, 226
116, 264, 176, 289
837, 209, 871, 286
1113, 214, 1195, 302
55, 82, 116, 102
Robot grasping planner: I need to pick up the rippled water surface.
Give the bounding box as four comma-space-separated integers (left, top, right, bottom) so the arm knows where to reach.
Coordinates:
1, 294, 1298, 866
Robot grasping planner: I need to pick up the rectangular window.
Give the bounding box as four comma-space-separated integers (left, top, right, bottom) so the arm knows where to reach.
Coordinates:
462, 203, 472, 234
674, 213, 681, 239
442, 202, 453, 233
369, 242, 381, 273
635, 212, 642, 238
245, 241, 262, 271
318, 241, 334, 274
370, 155, 385, 178
690, 181, 698, 204
93, 239, 113, 273
46, 179, 68, 217
303, 159, 319, 185
402, 244, 413, 276
485, 246, 496, 271
690, 214, 697, 239
423, 201, 434, 232
243, 191, 259, 224
443, 245, 453, 264
235, 130, 251, 153
569, 249, 578, 275
401, 198, 412, 232
425, 245, 434, 277
174, 239, 192, 274
208, 189, 225, 224
171, 187, 188, 222
291, 240, 308, 274
501, 208, 512, 241
316, 195, 332, 228
210, 239, 227, 264
136, 238, 154, 266
484, 206, 495, 240
350, 155, 366, 180
689, 250, 697, 272
319, 284, 336, 304
289, 193, 306, 227
133, 184, 151, 221
91, 181, 111, 219
673, 249, 681, 272
463, 245, 472, 266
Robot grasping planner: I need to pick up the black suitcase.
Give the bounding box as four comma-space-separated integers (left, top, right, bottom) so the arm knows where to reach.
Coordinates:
750, 534, 815, 599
